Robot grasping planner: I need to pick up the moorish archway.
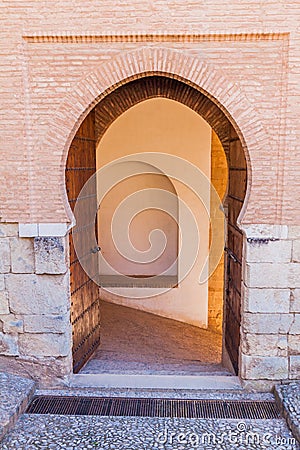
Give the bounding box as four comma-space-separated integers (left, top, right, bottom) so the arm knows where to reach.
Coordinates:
66, 75, 247, 374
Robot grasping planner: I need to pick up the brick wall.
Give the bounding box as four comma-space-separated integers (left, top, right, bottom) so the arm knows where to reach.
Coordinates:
0, 1, 299, 224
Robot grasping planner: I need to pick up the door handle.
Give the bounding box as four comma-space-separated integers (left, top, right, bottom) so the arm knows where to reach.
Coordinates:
91, 246, 101, 254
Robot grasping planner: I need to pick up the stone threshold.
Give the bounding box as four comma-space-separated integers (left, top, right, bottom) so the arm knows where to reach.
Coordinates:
68, 373, 242, 390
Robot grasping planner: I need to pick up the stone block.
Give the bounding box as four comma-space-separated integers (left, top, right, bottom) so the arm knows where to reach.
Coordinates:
290, 289, 300, 312
288, 335, 300, 354
241, 355, 288, 380
0, 240, 10, 273
0, 291, 9, 314
242, 313, 293, 334
18, 223, 38, 238
10, 237, 34, 273
292, 240, 300, 263
244, 287, 290, 313
289, 356, 300, 380
0, 223, 18, 237
245, 263, 287, 288
0, 333, 18, 356
290, 264, 300, 288
38, 223, 68, 237
0, 314, 23, 333
288, 226, 300, 239
23, 314, 70, 334
34, 237, 67, 274
245, 263, 300, 289
241, 379, 280, 392
245, 239, 292, 263
0, 354, 72, 384
289, 314, 300, 335
0, 274, 5, 291
241, 333, 288, 357
242, 224, 288, 240
6, 273, 69, 315
19, 333, 70, 357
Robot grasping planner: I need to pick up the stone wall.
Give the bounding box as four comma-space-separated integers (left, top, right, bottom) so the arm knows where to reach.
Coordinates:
0, 223, 72, 384
1, 221, 299, 389
240, 224, 300, 389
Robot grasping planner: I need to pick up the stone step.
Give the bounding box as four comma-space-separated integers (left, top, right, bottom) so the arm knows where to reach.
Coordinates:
274, 382, 300, 444
0, 372, 35, 443
68, 373, 242, 391
38, 386, 276, 402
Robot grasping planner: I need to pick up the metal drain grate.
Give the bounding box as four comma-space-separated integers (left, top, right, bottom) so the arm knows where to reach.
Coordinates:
26, 396, 281, 419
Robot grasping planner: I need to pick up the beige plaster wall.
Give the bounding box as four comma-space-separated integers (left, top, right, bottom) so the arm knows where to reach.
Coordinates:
96, 98, 211, 328
208, 131, 228, 333
98, 167, 178, 277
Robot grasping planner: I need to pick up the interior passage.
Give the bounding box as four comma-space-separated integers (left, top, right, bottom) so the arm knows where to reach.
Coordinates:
80, 301, 231, 375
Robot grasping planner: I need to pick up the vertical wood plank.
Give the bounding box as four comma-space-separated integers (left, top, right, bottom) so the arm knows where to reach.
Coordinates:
66, 110, 100, 373
224, 127, 247, 374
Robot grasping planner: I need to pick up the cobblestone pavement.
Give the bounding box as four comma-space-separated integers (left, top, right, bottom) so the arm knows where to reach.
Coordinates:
0, 414, 299, 450
0, 371, 299, 449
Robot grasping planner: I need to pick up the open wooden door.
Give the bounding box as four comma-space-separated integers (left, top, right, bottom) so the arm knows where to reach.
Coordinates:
66, 110, 101, 373
224, 127, 247, 374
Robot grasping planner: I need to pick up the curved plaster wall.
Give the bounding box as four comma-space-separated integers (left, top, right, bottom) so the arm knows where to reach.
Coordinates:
96, 98, 211, 328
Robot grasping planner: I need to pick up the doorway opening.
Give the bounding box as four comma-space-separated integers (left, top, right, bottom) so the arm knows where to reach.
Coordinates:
66, 75, 247, 377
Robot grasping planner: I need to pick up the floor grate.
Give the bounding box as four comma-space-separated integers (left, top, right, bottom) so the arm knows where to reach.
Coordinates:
26, 396, 281, 419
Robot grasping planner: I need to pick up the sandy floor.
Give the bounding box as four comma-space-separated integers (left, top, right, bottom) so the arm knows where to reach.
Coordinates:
80, 300, 230, 375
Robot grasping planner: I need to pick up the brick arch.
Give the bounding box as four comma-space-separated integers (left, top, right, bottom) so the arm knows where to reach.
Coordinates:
46, 46, 267, 222
30, 45, 269, 229
56, 46, 266, 153
92, 76, 245, 228
94, 75, 232, 149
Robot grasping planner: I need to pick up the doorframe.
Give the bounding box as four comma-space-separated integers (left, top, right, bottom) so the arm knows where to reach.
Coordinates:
65, 75, 248, 376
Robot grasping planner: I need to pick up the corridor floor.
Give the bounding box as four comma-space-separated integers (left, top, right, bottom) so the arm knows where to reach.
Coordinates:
80, 301, 230, 375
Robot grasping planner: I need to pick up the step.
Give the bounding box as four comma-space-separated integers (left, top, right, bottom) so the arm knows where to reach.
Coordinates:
69, 373, 242, 390
0, 372, 35, 442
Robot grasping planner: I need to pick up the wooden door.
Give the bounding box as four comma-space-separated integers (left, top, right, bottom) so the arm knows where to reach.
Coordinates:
224, 127, 247, 374
66, 110, 101, 373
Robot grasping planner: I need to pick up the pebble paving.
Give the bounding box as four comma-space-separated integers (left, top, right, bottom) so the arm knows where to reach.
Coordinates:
0, 372, 35, 442
0, 414, 299, 450
0, 371, 299, 449
275, 382, 300, 443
